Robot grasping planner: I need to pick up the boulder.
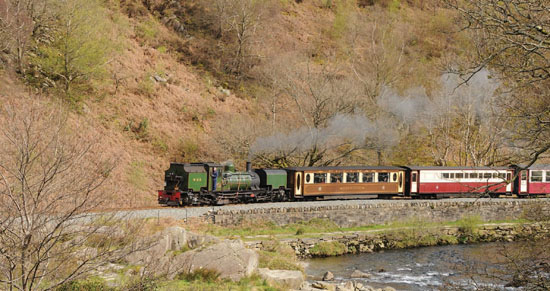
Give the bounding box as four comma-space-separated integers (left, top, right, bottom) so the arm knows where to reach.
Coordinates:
126, 226, 187, 265
323, 271, 335, 281
171, 239, 258, 281
163, 226, 188, 251
350, 269, 371, 278
335, 281, 354, 291
312, 281, 336, 291
258, 268, 304, 289
187, 232, 220, 249
153, 75, 167, 82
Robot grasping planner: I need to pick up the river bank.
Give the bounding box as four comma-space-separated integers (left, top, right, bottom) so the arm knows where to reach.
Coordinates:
242, 220, 550, 259
283, 222, 549, 258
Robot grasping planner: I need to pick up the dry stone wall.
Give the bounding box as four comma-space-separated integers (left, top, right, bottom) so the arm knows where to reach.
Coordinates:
209, 199, 550, 227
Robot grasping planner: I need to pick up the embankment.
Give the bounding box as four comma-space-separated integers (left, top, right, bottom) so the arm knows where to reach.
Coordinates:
209, 199, 550, 227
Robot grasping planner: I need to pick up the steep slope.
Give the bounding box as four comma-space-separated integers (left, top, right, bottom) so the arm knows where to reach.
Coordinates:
0, 0, 475, 207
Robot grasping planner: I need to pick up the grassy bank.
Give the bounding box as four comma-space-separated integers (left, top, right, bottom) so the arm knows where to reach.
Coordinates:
58, 271, 279, 291
189, 216, 529, 240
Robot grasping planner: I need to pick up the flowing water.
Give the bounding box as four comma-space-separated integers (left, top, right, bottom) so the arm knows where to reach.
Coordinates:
304, 241, 544, 290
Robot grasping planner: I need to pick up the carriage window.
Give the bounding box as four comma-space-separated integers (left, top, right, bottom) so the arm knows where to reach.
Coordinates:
442, 173, 450, 179
331, 173, 343, 183
314, 173, 327, 183
469, 173, 478, 179
531, 171, 543, 182
497, 173, 506, 179
347, 172, 359, 183
546, 171, 550, 182
507, 173, 511, 181
305, 174, 311, 183
450, 173, 455, 179
392, 173, 397, 182
412, 173, 417, 182
456, 173, 464, 179
521, 171, 527, 180
363, 173, 374, 183
484, 173, 492, 179
378, 172, 389, 182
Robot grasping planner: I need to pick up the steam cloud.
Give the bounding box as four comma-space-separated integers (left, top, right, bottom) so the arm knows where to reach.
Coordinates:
249, 70, 499, 159
249, 113, 400, 156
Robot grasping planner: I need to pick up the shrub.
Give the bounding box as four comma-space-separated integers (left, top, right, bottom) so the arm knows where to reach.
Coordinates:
179, 139, 200, 161
439, 235, 459, 245
56, 277, 111, 291
456, 215, 483, 241
137, 76, 156, 97
152, 137, 168, 153
309, 241, 347, 257
135, 19, 159, 42
121, 277, 158, 291
259, 240, 303, 271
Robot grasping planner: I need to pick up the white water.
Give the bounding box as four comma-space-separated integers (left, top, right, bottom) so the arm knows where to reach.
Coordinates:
305, 241, 535, 290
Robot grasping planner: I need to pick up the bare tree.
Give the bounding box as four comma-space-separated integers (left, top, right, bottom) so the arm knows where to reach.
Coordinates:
0, 98, 145, 290
0, 0, 56, 72
250, 52, 417, 167
446, 0, 550, 165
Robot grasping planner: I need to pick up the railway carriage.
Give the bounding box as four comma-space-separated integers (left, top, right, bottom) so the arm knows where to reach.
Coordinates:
286, 166, 406, 199
513, 165, 550, 197
405, 166, 513, 198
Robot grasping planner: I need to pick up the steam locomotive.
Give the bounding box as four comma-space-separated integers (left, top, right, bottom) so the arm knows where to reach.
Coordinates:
158, 162, 550, 206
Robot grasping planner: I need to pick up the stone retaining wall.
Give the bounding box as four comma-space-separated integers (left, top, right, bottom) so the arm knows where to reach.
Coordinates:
246, 222, 550, 258
210, 199, 550, 227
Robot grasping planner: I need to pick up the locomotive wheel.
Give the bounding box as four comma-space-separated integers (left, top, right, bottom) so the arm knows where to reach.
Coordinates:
278, 189, 286, 201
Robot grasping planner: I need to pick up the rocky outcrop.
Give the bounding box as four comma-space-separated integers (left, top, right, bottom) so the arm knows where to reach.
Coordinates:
270, 222, 550, 258
126, 226, 197, 265
258, 268, 304, 289
169, 240, 259, 281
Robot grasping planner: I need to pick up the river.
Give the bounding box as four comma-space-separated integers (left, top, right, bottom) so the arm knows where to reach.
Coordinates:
304, 241, 546, 290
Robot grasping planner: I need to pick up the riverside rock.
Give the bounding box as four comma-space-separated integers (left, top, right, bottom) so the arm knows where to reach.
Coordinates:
323, 271, 335, 281
258, 268, 304, 289
312, 281, 336, 291
335, 281, 355, 291
350, 269, 371, 278
170, 239, 258, 281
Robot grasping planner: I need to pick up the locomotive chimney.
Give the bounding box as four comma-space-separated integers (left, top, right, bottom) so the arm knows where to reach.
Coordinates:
246, 161, 251, 172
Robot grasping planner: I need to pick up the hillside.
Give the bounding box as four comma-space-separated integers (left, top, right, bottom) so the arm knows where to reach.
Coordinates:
1, 0, 547, 207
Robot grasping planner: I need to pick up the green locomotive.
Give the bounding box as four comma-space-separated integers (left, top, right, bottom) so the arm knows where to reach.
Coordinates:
158, 161, 288, 206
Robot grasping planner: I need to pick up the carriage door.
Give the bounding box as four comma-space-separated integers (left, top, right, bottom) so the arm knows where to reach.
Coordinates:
411, 171, 418, 193
294, 172, 303, 196
520, 170, 528, 193
398, 172, 404, 193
